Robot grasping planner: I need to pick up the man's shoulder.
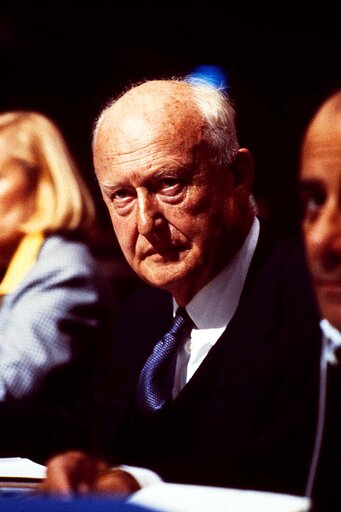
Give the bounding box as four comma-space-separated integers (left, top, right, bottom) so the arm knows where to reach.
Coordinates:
252, 222, 309, 276
244, 223, 319, 315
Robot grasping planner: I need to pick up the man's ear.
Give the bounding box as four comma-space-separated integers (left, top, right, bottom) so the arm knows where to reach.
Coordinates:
230, 148, 254, 206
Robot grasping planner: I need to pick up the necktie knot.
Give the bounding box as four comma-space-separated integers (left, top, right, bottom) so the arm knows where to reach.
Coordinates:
168, 307, 190, 334
136, 307, 193, 415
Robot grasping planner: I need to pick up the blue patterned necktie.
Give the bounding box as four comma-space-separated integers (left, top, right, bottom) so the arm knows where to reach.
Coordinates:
136, 307, 193, 415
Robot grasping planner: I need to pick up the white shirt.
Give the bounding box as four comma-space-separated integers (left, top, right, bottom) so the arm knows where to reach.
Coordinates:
305, 319, 341, 497
173, 216, 260, 396
120, 217, 260, 487
320, 319, 341, 366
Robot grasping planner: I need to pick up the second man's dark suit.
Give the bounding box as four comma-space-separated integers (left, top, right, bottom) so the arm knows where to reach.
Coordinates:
98, 223, 322, 496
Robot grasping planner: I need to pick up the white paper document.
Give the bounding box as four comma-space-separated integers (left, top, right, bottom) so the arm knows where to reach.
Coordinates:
0, 457, 46, 479
128, 482, 311, 512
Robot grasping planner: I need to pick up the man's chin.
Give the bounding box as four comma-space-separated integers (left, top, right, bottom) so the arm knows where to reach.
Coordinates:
139, 261, 188, 289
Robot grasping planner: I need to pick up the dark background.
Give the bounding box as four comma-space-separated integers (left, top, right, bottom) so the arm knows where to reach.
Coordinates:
1, 6, 340, 241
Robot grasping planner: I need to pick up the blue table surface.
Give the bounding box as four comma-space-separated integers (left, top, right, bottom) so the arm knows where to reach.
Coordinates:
0, 494, 153, 511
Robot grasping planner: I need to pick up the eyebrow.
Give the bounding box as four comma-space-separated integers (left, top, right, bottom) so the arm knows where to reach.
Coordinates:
298, 177, 322, 187
101, 184, 117, 194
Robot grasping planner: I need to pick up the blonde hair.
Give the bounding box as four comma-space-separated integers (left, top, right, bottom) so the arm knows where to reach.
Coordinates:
0, 111, 96, 236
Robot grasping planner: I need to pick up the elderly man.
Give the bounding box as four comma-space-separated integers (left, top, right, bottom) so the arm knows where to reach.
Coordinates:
43, 78, 321, 497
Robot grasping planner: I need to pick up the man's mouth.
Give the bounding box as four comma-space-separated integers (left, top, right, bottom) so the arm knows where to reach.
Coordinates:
143, 244, 187, 260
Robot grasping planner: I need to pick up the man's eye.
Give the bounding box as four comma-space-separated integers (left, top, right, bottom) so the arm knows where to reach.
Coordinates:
161, 178, 177, 188
158, 178, 182, 195
300, 186, 326, 219
111, 189, 132, 201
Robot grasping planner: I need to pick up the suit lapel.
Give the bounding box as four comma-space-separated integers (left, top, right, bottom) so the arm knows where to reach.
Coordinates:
175, 224, 283, 399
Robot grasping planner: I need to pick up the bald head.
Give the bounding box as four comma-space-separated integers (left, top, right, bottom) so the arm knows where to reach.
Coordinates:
302, 90, 341, 155
299, 88, 341, 332
107, 80, 200, 121
93, 80, 210, 188
94, 80, 203, 152
93, 79, 240, 168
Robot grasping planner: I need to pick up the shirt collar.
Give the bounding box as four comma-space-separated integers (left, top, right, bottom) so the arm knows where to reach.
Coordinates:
174, 217, 260, 330
0, 232, 44, 296
321, 319, 341, 366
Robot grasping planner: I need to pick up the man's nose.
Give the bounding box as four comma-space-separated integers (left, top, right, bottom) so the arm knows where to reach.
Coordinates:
136, 190, 163, 236
309, 203, 341, 269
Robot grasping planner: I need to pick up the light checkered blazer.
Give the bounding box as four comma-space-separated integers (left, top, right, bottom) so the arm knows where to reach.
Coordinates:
0, 233, 116, 401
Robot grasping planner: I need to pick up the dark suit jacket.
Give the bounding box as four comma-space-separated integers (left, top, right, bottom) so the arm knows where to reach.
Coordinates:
98, 224, 322, 496
309, 348, 341, 511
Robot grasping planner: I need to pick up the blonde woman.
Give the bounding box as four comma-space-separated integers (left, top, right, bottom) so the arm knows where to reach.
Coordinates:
0, 111, 115, 402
